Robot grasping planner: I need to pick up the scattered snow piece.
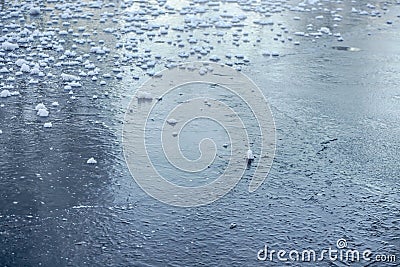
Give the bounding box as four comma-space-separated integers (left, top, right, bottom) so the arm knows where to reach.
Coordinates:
37, 109, 49, 117
294, 32, 305, 36
199, 67, 208, 75
320, 27, 331, 34
30, 7, 41, 16
68, 81, 82, 87
0, 130, 2, 134
247, 149, 254, 160
21, 64, 30, 72
44, 122, 53, 128
166, 118, 178, 126
136, 91, 152, 100
172, 132, 178, 137
2, 42, 19, 51
61, 73, 80, 82
51, 101, 59, 107
87, 157, 97, 164
0, 67, 10, 73
230, 223, 237, 229
15, 59, 28, 67
262, 51, 271, 56
0, 90, 11, 98
35, 103, 47, 111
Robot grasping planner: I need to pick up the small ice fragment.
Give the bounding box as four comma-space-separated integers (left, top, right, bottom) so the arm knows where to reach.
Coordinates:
30, 7, 41, 15
167, 118, 178, 126
320, 27, 331, 34
51, 101, 59, 107
61, 73, 80, 82
172, 132, 178, 137
35, 103, 47, 111
199, 67, 208, 75
87, 157, 97, 164
37, 109, 49, 117
0, 90, 11, 98
247, 149, 254, 160
136, 91, 152, 100
294, 32, 305, 36
0, 130, 2, 134
20, 64, 30, 72
44, 122, 53, 128
2, 42, 19, 51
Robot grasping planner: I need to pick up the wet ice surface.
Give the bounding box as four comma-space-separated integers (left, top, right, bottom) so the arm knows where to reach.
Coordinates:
0, 0, 399, 266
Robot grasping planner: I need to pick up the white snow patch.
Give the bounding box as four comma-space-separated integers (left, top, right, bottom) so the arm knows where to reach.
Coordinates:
30, 7, 41, 16
0, 90, 11, 98
247, 149, 254, 160
2, 42, 19, 51
37, 109, 49, 117
44, 122, 53, 128
136, 91, 152, 100
87, 157, 97, 164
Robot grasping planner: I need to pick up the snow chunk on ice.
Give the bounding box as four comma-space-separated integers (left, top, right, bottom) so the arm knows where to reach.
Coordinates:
61, 73, 80, 81
20, 63, 30, 72
167, 118, 178, 126
87, 157, 97, 164
0, 90, 11, 98
30, 7, 41, 16
136, 91, 152, 100
247, 149, 254, 160
15, 59, 28, 67
43, 122, 53, 128
37, 109, 49, 117
35, 103, 47, 111
2, 42, 19, 51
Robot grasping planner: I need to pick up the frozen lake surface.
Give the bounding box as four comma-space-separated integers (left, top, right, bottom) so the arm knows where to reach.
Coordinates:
0, 0, 399, 266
